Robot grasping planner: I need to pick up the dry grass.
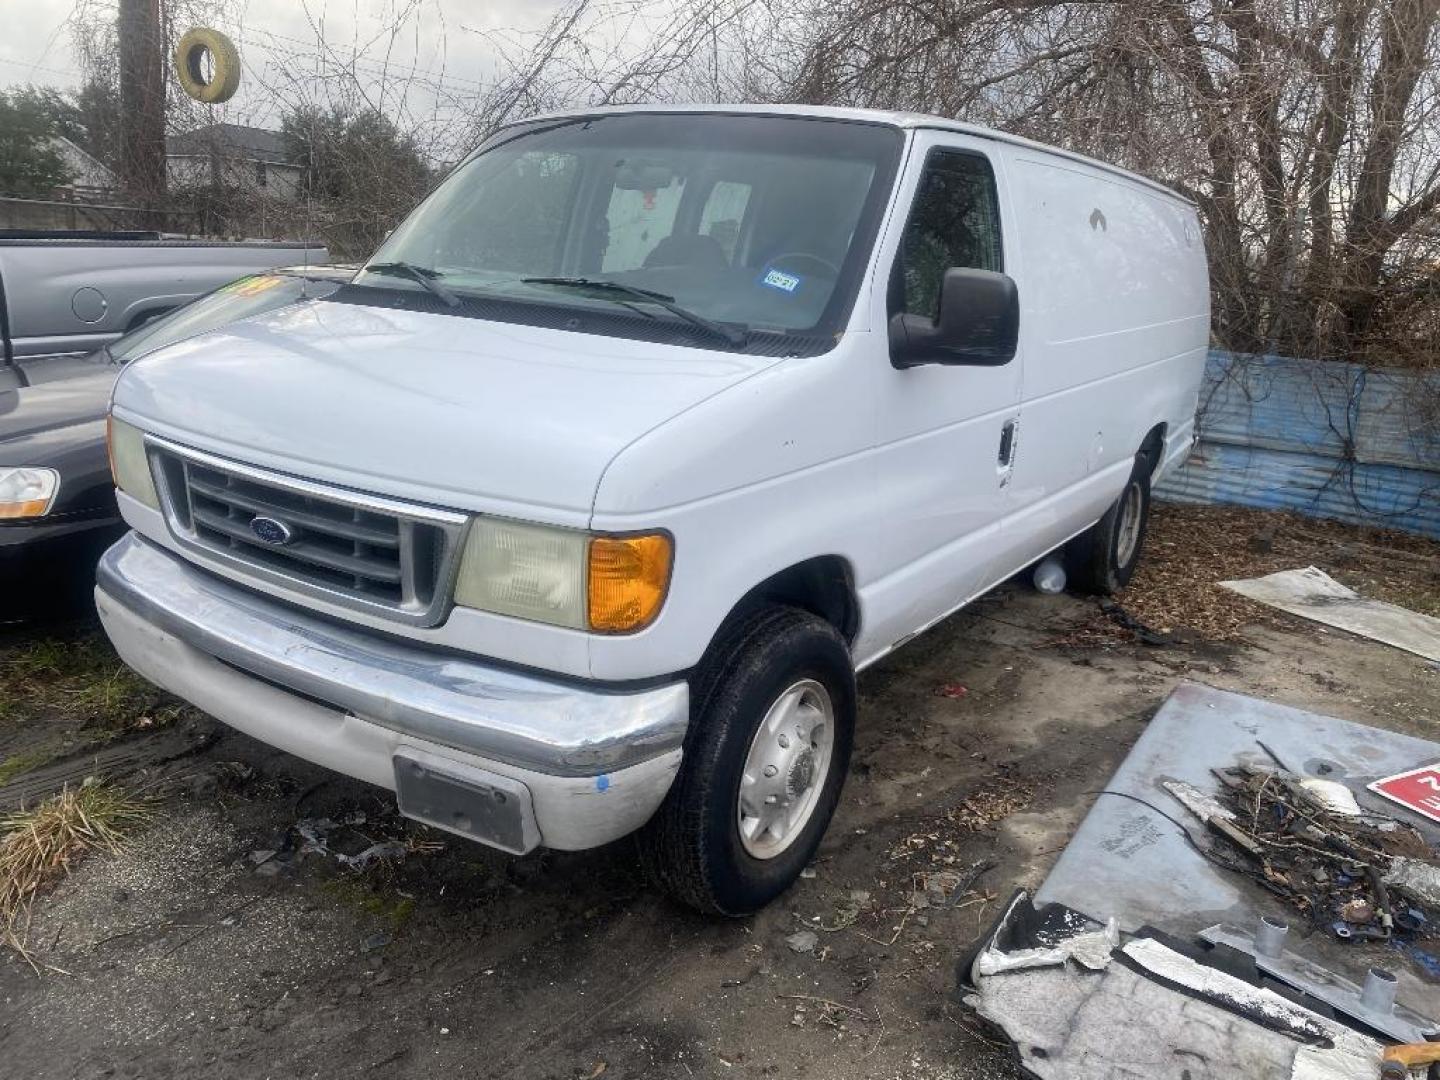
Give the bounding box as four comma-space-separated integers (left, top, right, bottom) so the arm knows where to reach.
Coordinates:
1103, 503, 1440, 642
886, 777, 1035, 866
1, 780, 153, 966
0, 632, 185, 792
948, 786, 1034, 831
0, 631, 169, 729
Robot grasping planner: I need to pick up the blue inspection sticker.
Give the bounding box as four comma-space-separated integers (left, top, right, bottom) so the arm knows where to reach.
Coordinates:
595, 775, 611, 793
759, 267, 802, 293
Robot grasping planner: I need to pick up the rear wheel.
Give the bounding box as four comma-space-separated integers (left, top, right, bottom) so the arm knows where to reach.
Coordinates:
637, 605, 855, 915
1066, 452, 1154, 594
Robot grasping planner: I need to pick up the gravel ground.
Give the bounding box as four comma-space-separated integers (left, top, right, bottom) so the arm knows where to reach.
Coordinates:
1, 502, 1438, 1080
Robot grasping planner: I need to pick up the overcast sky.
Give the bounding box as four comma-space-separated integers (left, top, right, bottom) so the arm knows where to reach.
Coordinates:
0, 0, 571, 122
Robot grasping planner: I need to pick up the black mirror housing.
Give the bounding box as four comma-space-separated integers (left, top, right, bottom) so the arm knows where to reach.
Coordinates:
889, 267, 1019, 369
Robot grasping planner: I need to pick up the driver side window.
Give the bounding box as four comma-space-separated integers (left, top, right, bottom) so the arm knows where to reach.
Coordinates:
894, 150, 1003, 319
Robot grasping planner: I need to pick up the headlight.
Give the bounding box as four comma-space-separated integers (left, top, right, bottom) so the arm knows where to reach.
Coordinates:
0, 466, 60, 519
106, 416, 160, 510
454, 518, 589, 628
454, 520, 672, 633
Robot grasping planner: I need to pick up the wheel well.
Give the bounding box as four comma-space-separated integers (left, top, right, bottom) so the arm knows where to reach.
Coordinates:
125, 305, 175, 333
724, 556, 860, 647
1139, 423, 1167, 473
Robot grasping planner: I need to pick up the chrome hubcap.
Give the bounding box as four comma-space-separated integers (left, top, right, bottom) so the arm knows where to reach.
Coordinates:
737, 679, 834, 860
1115, 481, 1143, 567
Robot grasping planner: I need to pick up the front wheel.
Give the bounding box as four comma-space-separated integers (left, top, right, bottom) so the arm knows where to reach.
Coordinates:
1066, 453, 1153, 594
637, 606, 855, 915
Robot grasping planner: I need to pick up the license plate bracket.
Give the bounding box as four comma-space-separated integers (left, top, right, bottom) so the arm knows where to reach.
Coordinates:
393, 748, 540, 855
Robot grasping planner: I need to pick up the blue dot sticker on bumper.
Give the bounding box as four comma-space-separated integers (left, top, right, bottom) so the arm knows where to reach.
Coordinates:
595, 775, 611, 792
759, 268, 802, 293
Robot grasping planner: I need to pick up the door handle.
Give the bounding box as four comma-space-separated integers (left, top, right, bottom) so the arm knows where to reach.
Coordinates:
998, 419, 1018, 468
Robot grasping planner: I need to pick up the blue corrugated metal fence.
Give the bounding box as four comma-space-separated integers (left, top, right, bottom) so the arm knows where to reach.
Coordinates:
1155, 350, 1440, 538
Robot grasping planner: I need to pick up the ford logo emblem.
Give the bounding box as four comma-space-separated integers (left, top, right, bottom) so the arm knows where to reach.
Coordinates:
249, 515, 295, 546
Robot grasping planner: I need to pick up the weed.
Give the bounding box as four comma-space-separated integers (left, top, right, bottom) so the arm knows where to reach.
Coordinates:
1, 630, 181, 736
4, 639, 77, 682
0, 780, 153, 965
320, 874, 418, 928
64, 666, 152, 719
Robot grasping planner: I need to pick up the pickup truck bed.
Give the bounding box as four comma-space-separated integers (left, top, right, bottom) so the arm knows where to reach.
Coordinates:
0, 232, 327, 364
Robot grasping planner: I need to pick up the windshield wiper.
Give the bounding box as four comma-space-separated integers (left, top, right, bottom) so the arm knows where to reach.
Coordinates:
521, 277, 747, 347
363, 261, 462, 308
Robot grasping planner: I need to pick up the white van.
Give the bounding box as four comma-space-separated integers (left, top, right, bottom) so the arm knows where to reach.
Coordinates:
96, 105, 1209, 914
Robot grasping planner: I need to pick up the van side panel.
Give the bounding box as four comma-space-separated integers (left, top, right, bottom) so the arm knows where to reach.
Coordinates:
999, 151, 1208, 570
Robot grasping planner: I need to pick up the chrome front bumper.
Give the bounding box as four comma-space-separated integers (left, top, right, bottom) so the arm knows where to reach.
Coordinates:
96, 532, 689, 851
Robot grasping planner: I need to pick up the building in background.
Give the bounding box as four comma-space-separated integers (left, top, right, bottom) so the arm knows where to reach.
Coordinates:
44, 136, 119, 192
166, 123, 302, 200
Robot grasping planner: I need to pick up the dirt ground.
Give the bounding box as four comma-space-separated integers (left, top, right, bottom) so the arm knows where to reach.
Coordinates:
1, 503, 1439, 1080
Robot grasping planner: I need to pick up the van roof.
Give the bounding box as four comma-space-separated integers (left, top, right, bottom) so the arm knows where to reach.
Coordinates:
511, 103, 1195, 208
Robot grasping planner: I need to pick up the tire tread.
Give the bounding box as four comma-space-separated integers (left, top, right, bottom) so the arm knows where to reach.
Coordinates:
637, 605, 850, 914
1066, 451, 1155, 595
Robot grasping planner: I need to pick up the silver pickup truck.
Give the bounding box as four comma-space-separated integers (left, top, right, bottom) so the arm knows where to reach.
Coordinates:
0, 231, 328, 373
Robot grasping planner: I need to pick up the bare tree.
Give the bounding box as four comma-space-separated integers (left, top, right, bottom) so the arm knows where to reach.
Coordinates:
690, 0, 1440, 367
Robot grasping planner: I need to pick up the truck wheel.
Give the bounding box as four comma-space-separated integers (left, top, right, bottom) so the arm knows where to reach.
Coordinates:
1066, 452, 1154, 595
638, 605, 855, 915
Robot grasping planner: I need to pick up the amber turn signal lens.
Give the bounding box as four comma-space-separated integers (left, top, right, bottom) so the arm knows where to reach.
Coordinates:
0, 499, 52, 520
0, 466, 60, 519
587, 533, 672, 633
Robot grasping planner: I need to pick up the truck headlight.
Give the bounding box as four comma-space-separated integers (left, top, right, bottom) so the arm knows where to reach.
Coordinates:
454, 520, 672, 633
0, 467, 60, 519
106, 416, 160, 510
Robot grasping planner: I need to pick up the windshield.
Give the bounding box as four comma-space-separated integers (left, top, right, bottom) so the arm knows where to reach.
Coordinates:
354, 113, 903, 348
109, 274, 323, 363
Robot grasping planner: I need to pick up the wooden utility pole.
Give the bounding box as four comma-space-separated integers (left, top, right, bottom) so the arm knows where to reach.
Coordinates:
117, 0, 166, 200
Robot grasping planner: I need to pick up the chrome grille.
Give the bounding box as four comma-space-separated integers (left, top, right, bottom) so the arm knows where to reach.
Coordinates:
148, 439, 467, 626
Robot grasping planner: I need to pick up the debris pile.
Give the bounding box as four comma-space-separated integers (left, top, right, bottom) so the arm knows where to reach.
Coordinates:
1171, 762, 1440, 957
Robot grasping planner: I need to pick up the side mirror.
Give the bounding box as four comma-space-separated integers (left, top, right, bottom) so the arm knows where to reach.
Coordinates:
889, 267, 1019, 369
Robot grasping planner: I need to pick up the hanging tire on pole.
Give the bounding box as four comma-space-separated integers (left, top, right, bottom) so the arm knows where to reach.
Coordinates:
174, 28, 241, 104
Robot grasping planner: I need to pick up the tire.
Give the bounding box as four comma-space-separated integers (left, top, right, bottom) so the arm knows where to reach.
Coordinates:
638, 605, 856, 915
174, 29, 242, 104
1066, 451, 1154, 595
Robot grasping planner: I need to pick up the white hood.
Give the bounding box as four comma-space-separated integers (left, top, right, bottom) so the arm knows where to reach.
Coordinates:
112, 299, 768, 519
